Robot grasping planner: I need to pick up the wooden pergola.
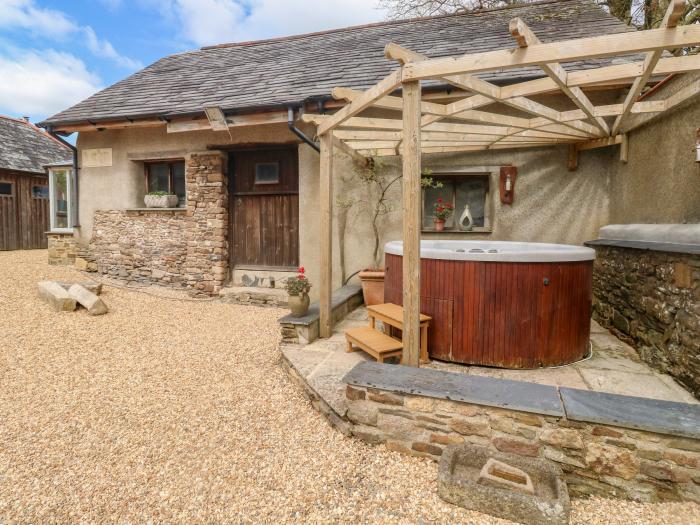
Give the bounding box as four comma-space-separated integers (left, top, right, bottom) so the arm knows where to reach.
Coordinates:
305, 0, 700, 366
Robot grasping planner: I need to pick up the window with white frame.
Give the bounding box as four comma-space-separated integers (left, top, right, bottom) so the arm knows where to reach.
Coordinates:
49, 167, 73, 231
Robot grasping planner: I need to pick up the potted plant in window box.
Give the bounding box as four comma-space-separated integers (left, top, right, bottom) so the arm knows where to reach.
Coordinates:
144, 191, 178, 208
286, 266, 311, 317
432, 198, 454, 232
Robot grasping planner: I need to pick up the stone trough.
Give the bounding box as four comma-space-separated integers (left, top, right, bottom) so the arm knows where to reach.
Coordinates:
438, 443, 570, 525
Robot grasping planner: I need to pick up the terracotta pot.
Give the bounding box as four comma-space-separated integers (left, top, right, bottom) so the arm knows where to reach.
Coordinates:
288, 292, 310, 317
359, 270, 385, 306
144, 194, 179, 208
434, 218, 446, 232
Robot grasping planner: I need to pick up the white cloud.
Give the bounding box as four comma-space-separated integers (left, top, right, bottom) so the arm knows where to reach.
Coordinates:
158, 0, 387, 47
83, 27, 143, 69
0, 0, 141, 69
0, 49, 103, 118
0, 0, 76, 39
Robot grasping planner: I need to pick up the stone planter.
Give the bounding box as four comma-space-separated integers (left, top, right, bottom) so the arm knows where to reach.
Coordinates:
433, 218, 446, 232
358, 269, 385, 306
288, 292, 310, 317
144, 194, 179, 208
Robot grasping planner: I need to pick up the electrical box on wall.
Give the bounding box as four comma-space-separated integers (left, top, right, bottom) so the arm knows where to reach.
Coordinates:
499, 166, 517, 205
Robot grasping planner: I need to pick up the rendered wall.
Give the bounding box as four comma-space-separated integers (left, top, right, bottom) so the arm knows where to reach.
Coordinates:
608, 73, 700, 224
77, 121, 613, 299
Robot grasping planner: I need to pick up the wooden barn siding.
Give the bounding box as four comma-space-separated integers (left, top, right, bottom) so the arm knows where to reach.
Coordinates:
385, 253, 592, 368
0, 169, 49, 250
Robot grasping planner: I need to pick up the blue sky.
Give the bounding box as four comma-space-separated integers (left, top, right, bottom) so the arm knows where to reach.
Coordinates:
0, 0, 387, 124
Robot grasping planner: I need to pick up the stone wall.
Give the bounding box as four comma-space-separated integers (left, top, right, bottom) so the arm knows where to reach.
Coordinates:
344, 385, 700, 503
47, 232, 78, 265
90, 151, 228, 295
590, 244, 700, 398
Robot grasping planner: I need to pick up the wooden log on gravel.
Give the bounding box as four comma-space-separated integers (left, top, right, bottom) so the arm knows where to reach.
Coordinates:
68, 284, 108, 315
38, 281, 77, 312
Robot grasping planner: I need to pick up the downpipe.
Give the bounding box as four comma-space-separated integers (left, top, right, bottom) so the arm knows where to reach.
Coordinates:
287, 107, 319, 152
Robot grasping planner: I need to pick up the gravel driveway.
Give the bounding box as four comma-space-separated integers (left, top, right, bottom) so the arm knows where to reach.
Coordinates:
1, 250, 698, 524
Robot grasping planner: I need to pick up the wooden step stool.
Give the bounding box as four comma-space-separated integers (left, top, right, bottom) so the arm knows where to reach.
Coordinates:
345, 326, 403, 363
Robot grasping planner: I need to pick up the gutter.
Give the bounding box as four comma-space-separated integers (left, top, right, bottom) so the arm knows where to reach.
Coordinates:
46, 127, 80, 228
287, 107, 319, 153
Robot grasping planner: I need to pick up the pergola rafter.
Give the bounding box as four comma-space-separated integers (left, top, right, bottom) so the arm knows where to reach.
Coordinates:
313, 0, 700, 366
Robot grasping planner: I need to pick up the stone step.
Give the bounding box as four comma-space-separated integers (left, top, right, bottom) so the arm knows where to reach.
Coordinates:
219, 286, 288, 307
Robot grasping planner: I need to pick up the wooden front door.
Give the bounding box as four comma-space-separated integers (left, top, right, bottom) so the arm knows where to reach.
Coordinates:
230, 147, 299, 269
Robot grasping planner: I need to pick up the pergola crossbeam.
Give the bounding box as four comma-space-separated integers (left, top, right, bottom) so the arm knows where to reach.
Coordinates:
313, 6, 700, 362
611, 0, 686, 135
509, 17, 610, 136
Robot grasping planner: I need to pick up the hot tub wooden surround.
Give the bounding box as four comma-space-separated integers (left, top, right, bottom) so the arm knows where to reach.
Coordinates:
384, 253, 593, 368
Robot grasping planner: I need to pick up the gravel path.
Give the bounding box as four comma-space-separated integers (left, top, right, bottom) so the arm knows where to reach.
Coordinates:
1, 250, 698, 524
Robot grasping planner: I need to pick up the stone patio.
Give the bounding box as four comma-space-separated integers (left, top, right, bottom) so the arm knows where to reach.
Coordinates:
281, 307, 697, 423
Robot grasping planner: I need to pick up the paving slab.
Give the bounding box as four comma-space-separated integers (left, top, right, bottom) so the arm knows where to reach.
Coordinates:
561, 387, 700, 439
577, 368, 695, 402
281, 344, 330, 378
343, 361, 564, 416
307, 351, 370, 415
467, 365, 589, 390
578, 346, 651, 374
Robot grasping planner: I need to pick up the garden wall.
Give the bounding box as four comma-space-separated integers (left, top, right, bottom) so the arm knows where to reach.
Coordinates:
90, 151, 228, 295
341, 362, 700, 503
589, 242, 700, 398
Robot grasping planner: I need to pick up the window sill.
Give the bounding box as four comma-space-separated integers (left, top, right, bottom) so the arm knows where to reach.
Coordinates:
421, 227, 493, 234
48, 228, 74, 234
126, 207, 187, 212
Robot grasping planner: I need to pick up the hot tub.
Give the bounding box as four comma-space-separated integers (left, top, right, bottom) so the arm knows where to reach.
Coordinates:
383, 240, 595, 368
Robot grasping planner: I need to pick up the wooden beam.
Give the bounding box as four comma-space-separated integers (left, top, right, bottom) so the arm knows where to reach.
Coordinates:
611, 0, 685, 135
332, 135, 369, 165
318, 69, 402, 135
620, 133, 628, 163
319, 133, 334, 338
52, 118, 165, 133
500, 53, 700, 99
575, 135, 623, 151
167, 111, 289, 133
402, 24, 700, 80
401, 80, 422, 368
332, 86, 447, 117
509, 17, 610, 136
386, 42, 600, 138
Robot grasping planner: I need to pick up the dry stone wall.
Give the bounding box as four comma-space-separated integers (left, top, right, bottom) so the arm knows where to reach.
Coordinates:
90, 151, 228, 295
47, 232, 78, 265
344, 385, 700, 503
590, 244, 700, 398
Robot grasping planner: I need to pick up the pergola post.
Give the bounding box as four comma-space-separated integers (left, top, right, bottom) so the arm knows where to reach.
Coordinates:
401, 80, 422, 367
319, 133, 333, 338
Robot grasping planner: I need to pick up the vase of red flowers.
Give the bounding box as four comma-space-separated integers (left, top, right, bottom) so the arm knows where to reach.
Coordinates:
286, 266, 311, 317
433, 198, 454, 232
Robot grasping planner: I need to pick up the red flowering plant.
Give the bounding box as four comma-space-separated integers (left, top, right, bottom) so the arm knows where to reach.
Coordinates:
285, 266, 312, 296
432, 198, 454, 221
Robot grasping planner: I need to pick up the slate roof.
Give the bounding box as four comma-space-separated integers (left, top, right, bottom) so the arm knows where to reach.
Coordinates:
41, 0, 635, 127
0, 116, 73, 174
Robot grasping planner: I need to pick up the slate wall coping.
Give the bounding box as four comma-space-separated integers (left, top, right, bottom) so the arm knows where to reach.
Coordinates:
585, 238, 700, 256
343, 361, 700, 439
278, 284, 362, 326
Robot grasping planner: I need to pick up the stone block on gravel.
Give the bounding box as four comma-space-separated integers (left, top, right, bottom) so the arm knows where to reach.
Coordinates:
68, 284, 108, 315
56, 280, 103, 295
438, 443, 570, 525
38, 281, 76, 312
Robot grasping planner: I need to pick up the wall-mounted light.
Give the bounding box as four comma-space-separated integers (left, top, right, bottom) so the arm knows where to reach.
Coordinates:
499, 166, 517, 205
